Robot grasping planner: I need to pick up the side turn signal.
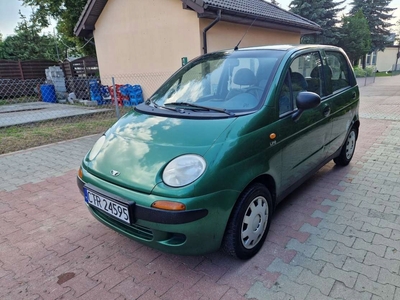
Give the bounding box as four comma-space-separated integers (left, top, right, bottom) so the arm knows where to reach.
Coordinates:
151, 201, 186, 211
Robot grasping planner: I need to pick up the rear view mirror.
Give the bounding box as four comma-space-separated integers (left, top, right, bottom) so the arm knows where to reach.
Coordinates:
292, 92, 321, 122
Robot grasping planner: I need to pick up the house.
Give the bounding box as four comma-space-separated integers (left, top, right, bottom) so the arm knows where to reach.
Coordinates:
75, 0, 321, 96
364, 45, 400, 72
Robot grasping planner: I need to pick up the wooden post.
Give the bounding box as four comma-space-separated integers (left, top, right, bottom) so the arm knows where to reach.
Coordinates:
18, 60, 24, 80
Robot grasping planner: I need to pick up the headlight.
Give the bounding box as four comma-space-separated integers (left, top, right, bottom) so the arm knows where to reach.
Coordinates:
163, 154, 206, 187
88, 135, 106, 160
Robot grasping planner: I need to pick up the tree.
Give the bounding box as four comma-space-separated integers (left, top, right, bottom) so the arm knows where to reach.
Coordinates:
270, 0, 280, 6
20, 0, 95, 56
350, 0, 395, 52
396, 20, 400, 44
338, 10, 371, 66
0, 12, 59, 60
289, 0, 345, 45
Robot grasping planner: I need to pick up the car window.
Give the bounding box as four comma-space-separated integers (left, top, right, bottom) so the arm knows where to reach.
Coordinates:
278, 52, 322, 116
325, 51, 351, 93
149, 51, 283, 114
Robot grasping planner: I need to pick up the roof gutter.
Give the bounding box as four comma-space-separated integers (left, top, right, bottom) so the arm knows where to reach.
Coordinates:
203, 9, 221, 54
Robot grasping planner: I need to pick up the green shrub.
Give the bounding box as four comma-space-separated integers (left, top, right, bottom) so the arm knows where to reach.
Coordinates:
353, 66, 376, 77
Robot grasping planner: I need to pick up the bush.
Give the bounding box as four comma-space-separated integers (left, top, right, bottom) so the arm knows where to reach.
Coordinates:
353, 66, 376, 77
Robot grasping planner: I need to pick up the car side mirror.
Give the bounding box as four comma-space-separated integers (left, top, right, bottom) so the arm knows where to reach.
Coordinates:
292, 92, 321, 122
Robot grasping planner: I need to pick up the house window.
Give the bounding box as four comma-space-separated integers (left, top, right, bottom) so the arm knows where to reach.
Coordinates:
372, 51, 377, 65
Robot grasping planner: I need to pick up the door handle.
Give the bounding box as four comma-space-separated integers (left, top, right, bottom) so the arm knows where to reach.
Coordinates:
352, 92, 356, 99
323, 105, 331, 117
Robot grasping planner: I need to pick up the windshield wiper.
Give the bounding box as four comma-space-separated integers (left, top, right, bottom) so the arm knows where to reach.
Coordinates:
146, 99, 178, 112
165, 102, 235, 116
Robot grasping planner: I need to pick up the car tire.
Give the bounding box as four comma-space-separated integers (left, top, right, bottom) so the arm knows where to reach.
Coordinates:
334, 127, 357, 166
222, 183, 272, 259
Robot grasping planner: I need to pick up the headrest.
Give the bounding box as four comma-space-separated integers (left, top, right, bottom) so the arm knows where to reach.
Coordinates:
291, 72, 308, 90
233, 68, 256, 86
311, 65, 332, 78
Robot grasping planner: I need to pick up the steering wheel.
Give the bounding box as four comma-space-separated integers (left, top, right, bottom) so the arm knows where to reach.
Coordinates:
245, 86, 264, 98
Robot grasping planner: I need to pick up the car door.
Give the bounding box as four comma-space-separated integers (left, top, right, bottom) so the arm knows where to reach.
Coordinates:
321, 50, 359, 157
276, 51, 332, 194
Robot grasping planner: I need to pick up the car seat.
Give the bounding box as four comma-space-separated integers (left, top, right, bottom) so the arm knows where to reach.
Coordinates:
226, 68, 258, 100
310, 65, 333, 95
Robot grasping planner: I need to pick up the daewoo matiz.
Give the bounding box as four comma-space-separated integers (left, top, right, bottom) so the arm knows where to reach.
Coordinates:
77, 45, 360, 259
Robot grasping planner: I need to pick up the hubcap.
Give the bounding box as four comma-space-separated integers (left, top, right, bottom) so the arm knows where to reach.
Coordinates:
241, 196, 268, 249
345, 131, 356, 160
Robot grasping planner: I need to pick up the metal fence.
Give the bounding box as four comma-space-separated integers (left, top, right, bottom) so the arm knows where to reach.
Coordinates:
0, 72, 172, 154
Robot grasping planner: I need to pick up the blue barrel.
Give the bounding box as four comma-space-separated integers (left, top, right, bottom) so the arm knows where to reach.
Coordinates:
40, 84, 57, 103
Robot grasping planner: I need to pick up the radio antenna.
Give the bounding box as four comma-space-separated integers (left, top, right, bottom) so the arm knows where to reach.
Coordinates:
234, 16, 258, 51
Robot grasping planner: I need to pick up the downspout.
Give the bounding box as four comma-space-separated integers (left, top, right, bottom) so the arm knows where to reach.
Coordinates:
203, 9, 221, 54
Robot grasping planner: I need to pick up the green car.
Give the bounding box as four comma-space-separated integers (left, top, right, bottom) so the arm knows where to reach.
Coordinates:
77, 45, 359, 259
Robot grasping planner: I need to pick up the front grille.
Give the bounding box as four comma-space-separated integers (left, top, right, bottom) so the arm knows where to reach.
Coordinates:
94, 208, 154, 241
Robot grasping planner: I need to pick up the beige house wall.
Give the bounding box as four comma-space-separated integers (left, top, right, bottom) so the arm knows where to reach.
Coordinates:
376, 47, 399, 72
93, 0, 202, 96
199, 19, 301, 53
92, 0, 302, 97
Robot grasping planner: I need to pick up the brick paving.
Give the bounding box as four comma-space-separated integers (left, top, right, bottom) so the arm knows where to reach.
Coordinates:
0, 76, 399, 299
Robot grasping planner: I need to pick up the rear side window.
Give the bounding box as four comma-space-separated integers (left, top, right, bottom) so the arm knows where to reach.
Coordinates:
325, 51, 351, 94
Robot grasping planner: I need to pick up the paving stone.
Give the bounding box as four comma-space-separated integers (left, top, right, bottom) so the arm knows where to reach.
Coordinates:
296, 269, 334, 296
329, 207, 355, 219
246, 281, 287, 300
373, 234, 400, 249
305, 288, 335, 300
390, 230, 400, 241
289, 253, 325, 275
321, 199, 346, 210
360, 202, 386, 213
336, 216, 364, 230
267, 258, 303, 281
329, 281, 372, 300
344, 226, 374, 243
377, 268, 400, 288
336, 195, 362, 207
384, 247, 400, 260
353, 213, 381, 227
325, 230, 355, 247
317, 220, 346, 235
320, 263, 357, 288
285, 239, 317, 258
361, 223, 392, 238
353, 238, 386, 257
369, 210, 397, 223
305, 235, 336, 252
343, 257, 380, 281
299, 223, 328, 238
311, 210, 327, 219
270, 275, 311, 300
313, 248, 346, 269
364, 252, 400, 274
355, 274, 396, 300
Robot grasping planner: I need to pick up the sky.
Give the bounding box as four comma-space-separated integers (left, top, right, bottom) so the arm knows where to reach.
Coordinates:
0, 0, 399, 38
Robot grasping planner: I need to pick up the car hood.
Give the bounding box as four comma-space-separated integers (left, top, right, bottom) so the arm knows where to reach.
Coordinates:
85, 111, 235, 193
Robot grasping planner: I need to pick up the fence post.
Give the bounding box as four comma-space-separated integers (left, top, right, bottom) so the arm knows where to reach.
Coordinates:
112, 77, 120, 119
18, 60, 25, 80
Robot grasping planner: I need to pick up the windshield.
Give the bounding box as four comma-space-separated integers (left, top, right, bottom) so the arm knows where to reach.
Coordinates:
148, 50, 283, 113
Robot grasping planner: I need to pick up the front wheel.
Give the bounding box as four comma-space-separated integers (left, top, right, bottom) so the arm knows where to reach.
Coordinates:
222, 183, 273, 259
334, 127, 357, 166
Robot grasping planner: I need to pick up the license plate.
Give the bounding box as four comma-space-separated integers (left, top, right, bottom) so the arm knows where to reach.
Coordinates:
84, 188, 131, 224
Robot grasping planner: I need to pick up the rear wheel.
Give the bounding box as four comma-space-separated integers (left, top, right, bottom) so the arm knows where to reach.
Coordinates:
222, 183, 272, 259
334, 127, 357, 166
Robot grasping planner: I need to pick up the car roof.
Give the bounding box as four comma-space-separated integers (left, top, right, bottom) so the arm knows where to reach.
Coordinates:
222, 44, 342, 53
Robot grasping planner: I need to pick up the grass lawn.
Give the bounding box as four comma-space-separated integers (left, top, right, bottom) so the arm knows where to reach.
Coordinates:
0, 113, 123, 155
375, 71, 400, 77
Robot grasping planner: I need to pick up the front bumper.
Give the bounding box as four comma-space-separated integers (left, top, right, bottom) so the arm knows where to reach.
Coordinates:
77, 171, 239, 255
